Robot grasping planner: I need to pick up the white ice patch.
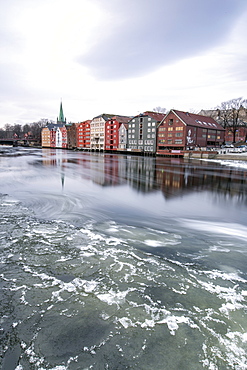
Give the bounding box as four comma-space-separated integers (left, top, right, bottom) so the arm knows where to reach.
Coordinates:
106, 226, 119, 233
32, 226, 58, 235
157, 315, 191, 335
144, 238, 181, 247
119, 317, 135, 329
144, 240, 164, 247
79, 228, 104, 241
97, 289, 130, 306
208, 245, 230, 253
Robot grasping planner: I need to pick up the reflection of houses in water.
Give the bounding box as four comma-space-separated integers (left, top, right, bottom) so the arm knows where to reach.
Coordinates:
40, 150, 247, 200
156, 157, 247, 200
41, 148, 68, 189
75, 153, 157, 191
126, 156, 157, 192
41, 148, 68, 167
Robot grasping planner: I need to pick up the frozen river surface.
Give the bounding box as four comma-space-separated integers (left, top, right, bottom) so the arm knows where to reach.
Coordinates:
0, 147, 247, 369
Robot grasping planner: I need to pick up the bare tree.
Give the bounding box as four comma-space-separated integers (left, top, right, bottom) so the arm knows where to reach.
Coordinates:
153, 106, 167, 113
216, 97, 247, 142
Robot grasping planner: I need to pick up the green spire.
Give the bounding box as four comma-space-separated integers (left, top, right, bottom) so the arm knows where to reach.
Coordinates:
58, 101, 66, 123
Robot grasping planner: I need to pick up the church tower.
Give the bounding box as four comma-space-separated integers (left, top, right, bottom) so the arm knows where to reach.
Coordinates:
57, 101, 66, 124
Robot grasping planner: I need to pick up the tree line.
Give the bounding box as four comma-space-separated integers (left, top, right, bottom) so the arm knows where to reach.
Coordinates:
0, 119, 54, 143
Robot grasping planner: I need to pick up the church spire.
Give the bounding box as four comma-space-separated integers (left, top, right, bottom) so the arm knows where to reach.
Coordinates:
57, 101, 66, 124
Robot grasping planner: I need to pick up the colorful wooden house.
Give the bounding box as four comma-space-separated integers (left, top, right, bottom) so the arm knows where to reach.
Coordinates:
77, 120, 91, 149
127, 111, 165, 154
157, 110, 225, 154
105, 116, 131, 151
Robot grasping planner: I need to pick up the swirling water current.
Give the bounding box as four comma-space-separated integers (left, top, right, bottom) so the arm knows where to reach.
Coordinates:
0, 147, 247, 369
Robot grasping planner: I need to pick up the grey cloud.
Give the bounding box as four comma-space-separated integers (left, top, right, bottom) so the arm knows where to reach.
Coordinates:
78, 0, 247, 80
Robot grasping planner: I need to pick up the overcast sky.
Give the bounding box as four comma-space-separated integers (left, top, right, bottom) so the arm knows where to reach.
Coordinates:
0, 0, 247, 127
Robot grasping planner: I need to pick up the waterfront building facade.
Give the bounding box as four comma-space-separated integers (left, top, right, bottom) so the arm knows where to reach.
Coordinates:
67, 123, 78, 149
77, 120, 91, 149
119, 123, 129, 150
41, 127, 51, 147
90, 114, 115, 151
127, 112, 165, 154
157, 110, 225, 154
105, 116, 131, 151
41, 102, 68, 148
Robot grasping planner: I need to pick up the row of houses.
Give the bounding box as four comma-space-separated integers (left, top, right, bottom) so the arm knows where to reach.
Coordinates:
41, 103, 233, 154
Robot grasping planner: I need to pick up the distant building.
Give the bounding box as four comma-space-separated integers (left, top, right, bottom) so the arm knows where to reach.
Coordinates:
157, 109, 225, 154
57, 101, 66, 125
127, 112, 165, 154
41, 101, 68, 148
67, 123, 78, 149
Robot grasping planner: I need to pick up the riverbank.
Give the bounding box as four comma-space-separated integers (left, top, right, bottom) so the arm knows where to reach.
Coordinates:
183, 151, 247, 161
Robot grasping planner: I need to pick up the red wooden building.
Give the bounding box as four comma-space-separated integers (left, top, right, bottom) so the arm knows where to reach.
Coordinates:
157, 110, 225, 154
77, 120, 91, 149
105, 116, 131, 151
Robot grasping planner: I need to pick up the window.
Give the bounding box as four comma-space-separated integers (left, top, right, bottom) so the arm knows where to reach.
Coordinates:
152, 122, 156, 126
175, 126, 183, 131
169, 119, 173, 125
148, 122, 151, 127
168, 139, 172, 144
148, 117, 151, 121
148, 128, 151, 132
168, 133, 173, 137
175, 133, 183, 137
152, 128, 155, 132
175, 139, 182, 144
168, 127, 173, 131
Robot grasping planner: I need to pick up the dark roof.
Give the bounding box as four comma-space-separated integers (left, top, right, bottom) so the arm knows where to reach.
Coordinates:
130, 111, 166, 122
143, 111, 166, 122
110, 115, 131, 124
93, 113, 117, 121
46, 123, 64, 130
170, 110, 225, 131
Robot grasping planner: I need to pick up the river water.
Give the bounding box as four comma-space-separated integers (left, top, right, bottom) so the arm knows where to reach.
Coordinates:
0, 147, 247, 370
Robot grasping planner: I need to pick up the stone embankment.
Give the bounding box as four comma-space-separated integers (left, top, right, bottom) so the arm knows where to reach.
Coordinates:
184, 150, 247, 161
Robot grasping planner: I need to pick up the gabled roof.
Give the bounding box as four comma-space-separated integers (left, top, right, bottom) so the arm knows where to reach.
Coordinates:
167, 110, 225, 131
93, 113, 117, 121
129, 111, 166, 122
110, 115, 131, 124
46, 123, 64, 130
143, 111, 166, 122
119, 123, 129, 130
